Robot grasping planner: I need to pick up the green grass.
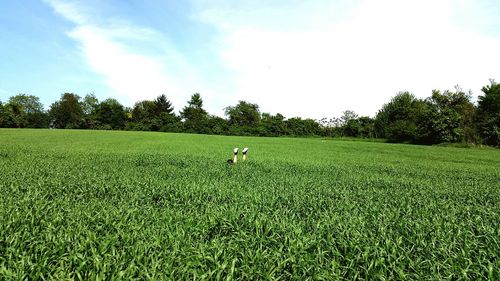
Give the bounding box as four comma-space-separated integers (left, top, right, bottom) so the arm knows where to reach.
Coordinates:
0, 129, 499, 280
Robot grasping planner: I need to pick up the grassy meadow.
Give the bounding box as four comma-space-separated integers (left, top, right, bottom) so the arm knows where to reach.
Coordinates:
0, 129, 499, 280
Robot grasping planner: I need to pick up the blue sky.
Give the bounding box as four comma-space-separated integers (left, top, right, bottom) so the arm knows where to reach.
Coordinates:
1, 0, 500, 118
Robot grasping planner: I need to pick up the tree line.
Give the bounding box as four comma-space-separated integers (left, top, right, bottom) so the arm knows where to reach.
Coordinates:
0, 80, 499, 146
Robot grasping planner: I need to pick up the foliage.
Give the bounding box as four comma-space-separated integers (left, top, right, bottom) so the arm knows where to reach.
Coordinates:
81, 94, 100, 129
260, 113, 286, 136
81, 93, 99, 116
225, 101, 261, 127
7, 94, 44, 114
131, 100, 156, 124
0, 94, 48, 128
49, 93, 84, 129
205, 115, 229, 135
0, 100, 16, 128
415, 89, 475, 144
0, 129, 498, 279
476, 80, 500, 146
131, 95, 180, 132
340, 110, 358, 125
340, 115, 375, 138
375, 92, 423, 142
284, 117, 321, 136
180, 93, 208, 133
154, 94, 174, 116
1, 79, 500, 147
95, 98, 127, 130
0, 101, 7, 127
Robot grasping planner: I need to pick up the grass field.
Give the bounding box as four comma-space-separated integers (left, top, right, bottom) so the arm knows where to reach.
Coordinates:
0, 129, 499, 280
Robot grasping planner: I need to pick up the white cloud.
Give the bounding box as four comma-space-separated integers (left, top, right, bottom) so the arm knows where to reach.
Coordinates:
45, 0, 500, 119
43, 0, 87, 24
194, 0, 500, 118
44, 0, 202, 111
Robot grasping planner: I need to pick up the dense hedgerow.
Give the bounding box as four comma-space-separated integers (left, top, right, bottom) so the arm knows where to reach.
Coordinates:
0, 129, 499, 279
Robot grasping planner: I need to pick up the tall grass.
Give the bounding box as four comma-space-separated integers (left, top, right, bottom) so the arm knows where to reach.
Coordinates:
0, 129, 498, 279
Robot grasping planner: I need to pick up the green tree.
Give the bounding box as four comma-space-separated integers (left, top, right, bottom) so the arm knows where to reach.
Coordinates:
285, 117, 321, 136
82, 94, 99, 129
224, 100, 261, 132
224, 101, 262, 135
261, 113, 286, 136
0, 99, 16, 128
375, 92, 424, 142
339, 110, 362, 137
476, 80, 500, 146
180, 93, 208, 133
8, 94, 44, 114
82, 94, 99, 115
131, 100, 159, 131
206, 115, 229, 135
154, 94, 180, 132
130, 95, 180, 131
340, 110, 358, 125
4, 94, 47, 128
0, 100, 8, 127
416, 89, 476, 144
49, 93, 84, 129
343, 119, 362, 137
318, 117, 343, 137
358, 116, 376, 138
132, 100, 156, 122
154, 94, 174, 116
95, 98, 127, 130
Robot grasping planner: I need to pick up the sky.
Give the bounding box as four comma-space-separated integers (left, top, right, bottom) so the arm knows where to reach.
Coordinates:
1, 0, 500, 119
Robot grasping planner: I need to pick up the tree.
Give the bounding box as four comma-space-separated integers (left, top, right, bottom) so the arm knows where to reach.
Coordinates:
82, 94, 99, 129
415, 89, 476, 144
318, 117, 343, 137
82, 94, 99, 115
131, 100, 159, 131
225, 101, 261, 127
206, 115, 229, 135
0, 100, 8, 127
180, 93, 208, 133
95, 98, 127, 129
186, 93, 203, 108
8, 94, 44, 114
342, 119, 362, 137
130, 95, 180, 131
358, 116, 376, 138
476, 80, 500, 146
224, 101, 261, 135
49, 93, 84, 129
154, 94, 180, 132
154, 94, 174, 115
261, 113, 286, 136
4, 94, 47, 128
322, 113, 375, 138
132, 100, 156, 122
375, 92, 423, 142
285, 117, 321, 136
0, 99, 16, 128
339, 110, 364, 137
340, 110, 359, 125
